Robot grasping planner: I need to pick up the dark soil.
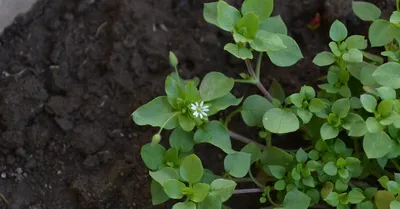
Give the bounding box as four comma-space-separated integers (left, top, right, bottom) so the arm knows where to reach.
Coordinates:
0, 0, 395, 209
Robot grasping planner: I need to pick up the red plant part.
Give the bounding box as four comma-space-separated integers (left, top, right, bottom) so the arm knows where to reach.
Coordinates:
308, 13, 321, 30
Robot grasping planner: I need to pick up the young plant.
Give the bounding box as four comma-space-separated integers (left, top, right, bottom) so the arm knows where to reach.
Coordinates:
132, 0, 400, 209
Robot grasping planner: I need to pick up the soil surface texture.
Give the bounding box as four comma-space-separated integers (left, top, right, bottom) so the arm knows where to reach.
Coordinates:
0, 0, 394, 209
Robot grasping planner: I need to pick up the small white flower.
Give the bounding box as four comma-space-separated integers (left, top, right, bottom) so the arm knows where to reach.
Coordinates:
190, 101, 209, 119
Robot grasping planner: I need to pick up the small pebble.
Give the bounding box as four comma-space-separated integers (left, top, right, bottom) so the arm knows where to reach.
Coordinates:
1, 173, 6, 179
16, 167, 23, 174
57, 170, 62, 175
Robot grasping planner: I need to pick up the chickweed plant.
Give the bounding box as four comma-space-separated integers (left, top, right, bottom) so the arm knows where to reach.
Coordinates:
132, 0, 400, 208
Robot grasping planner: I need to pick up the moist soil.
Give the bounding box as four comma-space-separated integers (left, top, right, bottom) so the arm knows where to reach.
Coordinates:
0, 0, 395, 209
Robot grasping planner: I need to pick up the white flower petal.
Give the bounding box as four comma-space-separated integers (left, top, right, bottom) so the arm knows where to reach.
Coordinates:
195, 102, 199, 106
201, 111, 207, 117
190, 104, 197, 110
199, 113, 203, 119
200, 101, 204, 106
193, 111, 199, 117
202, 107, 209, 112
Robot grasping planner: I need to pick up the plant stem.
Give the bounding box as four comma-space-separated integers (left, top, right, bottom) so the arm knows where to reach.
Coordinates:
256, 52, 263, 79
245, 59, 257, 77
390, 159, 400, 172
397, 0, 400, 11
266, 191, 281, 207
224, 108, 242, 127
234, 79, 257, 84
256, 81, 274, 102
157, 112, 181, 135
228, 131, 266, 149
249, 170, 266, 189
353, 138, 360, 157
244, 59, 273, 102
232, 188, 264, 194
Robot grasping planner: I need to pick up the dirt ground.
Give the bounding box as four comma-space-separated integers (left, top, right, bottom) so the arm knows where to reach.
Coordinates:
0, 0, 394, 209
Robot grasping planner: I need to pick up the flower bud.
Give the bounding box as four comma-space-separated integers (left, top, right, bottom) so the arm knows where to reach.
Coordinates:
152, 134, 161, 144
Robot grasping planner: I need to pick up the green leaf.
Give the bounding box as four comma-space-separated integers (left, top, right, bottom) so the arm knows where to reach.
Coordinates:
275, 179, 286, 191
391, 11, 400, 24
361, 94, 377, 113
373, 62, 400, 89
338, 168, 349, 179
297, 108, 313, 124
132, 96, 178, 130
378, 100, 394, 117
170, 127, 195, 152
289, 93, 304, 108
266, 34, 303, 67
164, 147, 180, 168
358, 201, 374, 209
379, 176, 390, 189
321, 182, 334, 199
210, 179, 237, 202
321, 123, 339, 140
201, 169, 217, 185
349, 120, 367, 137
390, 200, 400, 209
377, 87, 396, 100
191, 183, 210, 202
241, 0, 273, 22
296, 148, 308, 163
364, 187, 378, 199
250, 30, 286, 52
345, 35, 367, 50
165, 75, 182, 108
325, 192, 339, 206
224, 152, 251, 178
313, 51, 336, 66
334, 139, 347, 154
350, 97, 363, 109
268, 165, 287, 179
224, 43, 253, 59
363, 131, 393, 159
306, 189, 321, 204
366, 117, 382, 133
259, 15, 287, 34
283, 189, 311, 209
330, 20, 348, 42
241, 143, 262, 163
302, 176, 316, 187
172, 202, 196, 209
178, 115, 196, 132
164, 179, 186, 199
207, 93, 242, 116
260, 146, 294, 173
332, 98, 351, 118
217, 1, 241, 32
141, 143, 166, 170
390, 11, 400, 24
369, 20, 398, 47
241, 95, 274, 127
269, 79, 286, 102
151, 180, 170, 205
324, 162, 338, 176
198, 193, 223, 209
375, 191, 396, 209
180, 154, 204, 184
263, 108, 300, 133
204, 2, 219, 27
309, 98, 327, 113
194, 121, 232, 153
200, 72, 234, 102
234, 13, 259, 41
150, 167, 178, 186
329, 42, 342, 57
343, 48, 363, 63
352, 1, 381, 21
184, 80, 200, 103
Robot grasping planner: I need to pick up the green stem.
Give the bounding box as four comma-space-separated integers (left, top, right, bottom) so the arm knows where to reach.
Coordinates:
390, 159, 400, 172
397, 0, 399, 11
353, 138, 360, 157
228, 131, 266, 149
249, 170, 266, 189
266, 191, 281, 207
224, 108, 242, 127
256, 52, 263, 79
244, 59, 273, 102
234, 79, 257, 84
265, 135, 272, 148
157, 112, 181, 135
0, 193, 8, 205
